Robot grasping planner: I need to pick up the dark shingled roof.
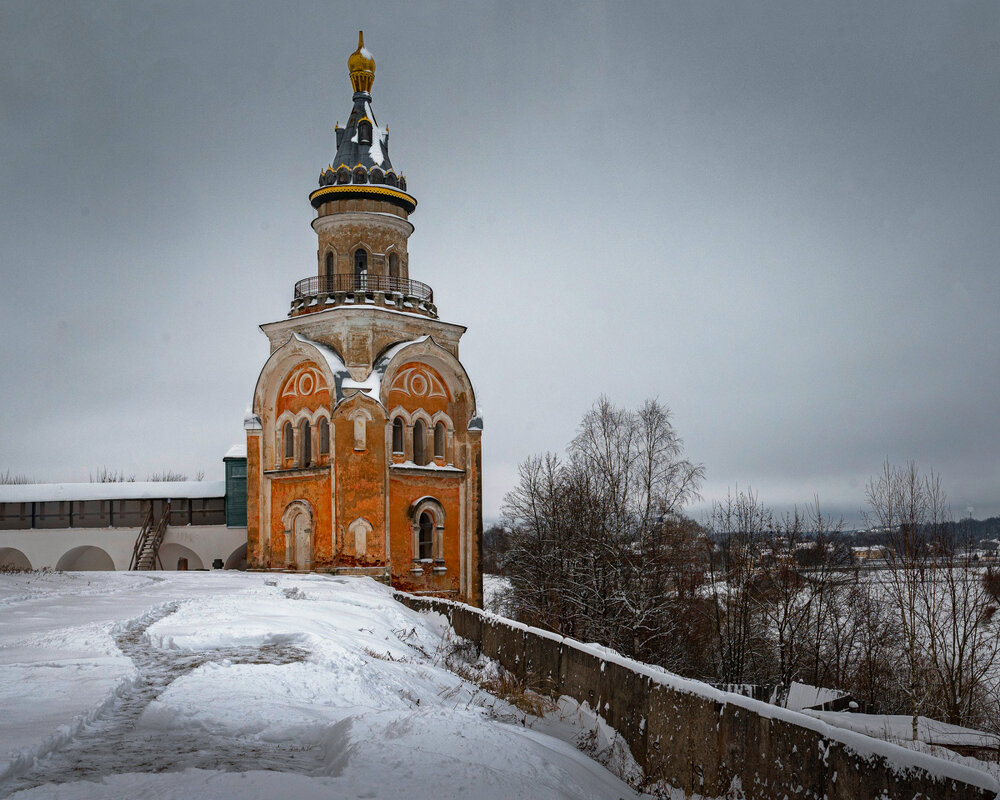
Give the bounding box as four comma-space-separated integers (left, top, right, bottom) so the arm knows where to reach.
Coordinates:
318, 91, 407, 192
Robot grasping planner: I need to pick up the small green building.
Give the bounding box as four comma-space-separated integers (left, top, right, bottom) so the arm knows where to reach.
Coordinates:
223, 445, 247, 528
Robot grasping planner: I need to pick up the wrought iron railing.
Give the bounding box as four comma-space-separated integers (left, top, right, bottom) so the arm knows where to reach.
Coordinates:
294, 274, 433, 303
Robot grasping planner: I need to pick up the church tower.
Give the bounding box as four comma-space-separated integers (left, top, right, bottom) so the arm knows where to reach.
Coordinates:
245, 33, 484, 606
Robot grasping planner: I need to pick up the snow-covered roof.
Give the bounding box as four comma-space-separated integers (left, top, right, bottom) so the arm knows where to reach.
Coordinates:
0, 481, 226, 504
784, 682, 848, 711
291, 333, 382, 404
224, 444, 247, 459
372, 335, 429, 378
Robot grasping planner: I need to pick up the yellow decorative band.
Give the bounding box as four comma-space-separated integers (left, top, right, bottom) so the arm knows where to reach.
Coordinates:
309, 185, 417, 208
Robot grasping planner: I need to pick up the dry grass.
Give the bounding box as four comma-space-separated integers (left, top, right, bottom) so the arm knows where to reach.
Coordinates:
362, 646, 408, 663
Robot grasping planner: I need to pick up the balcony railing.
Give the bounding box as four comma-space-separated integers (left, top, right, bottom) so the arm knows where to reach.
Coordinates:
293, 274, 433, 303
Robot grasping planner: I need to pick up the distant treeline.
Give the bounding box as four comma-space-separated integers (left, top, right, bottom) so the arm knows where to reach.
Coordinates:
841, 517, 1000, 548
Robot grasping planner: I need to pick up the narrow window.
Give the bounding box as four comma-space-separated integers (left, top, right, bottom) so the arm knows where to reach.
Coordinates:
354, 248, 367, 289
300, 419, 312, 467
353, 416, 367, 451
412, 419, 425, 466
358, 120, 372, 144
325, 252, 334, 286
419, 512, 433, 560
318, 417, 330, 456
392, 418, 404, 454
388, 252, 400, 281
434, 422, 446, 461
283, 421, 294, 460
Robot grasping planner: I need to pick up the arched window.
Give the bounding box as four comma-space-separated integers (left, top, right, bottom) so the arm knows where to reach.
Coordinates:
358, 120, 372, 144
318, 417, 330, 456
300, 419, 312, 467
392, 418, 404, 454
388, 252, 400, 281
434, 422, 446, 461
325, 252, 334, 284
412, 419, 426, 466
418, 512, 433, 560
354, 248, 367, 289
283, 421, 294, 460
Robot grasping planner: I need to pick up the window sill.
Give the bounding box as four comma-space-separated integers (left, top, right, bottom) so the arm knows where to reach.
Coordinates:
264, 466, 330, 478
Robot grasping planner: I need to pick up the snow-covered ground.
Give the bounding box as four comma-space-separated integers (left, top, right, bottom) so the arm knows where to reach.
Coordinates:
0, 572, 662, 799
482, 573, 510, 615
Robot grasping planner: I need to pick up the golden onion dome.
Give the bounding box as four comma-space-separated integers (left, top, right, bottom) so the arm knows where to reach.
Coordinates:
348, 31, 375, 93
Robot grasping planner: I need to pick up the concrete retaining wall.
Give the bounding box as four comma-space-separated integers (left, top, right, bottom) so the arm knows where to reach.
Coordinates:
395, 592, 1000, 800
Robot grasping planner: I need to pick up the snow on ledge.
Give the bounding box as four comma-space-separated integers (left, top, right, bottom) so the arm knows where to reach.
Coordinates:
395, 590, 1000, 795
0, 481, 226, 504
389, 461, 464, 473
225, 444, 247, 459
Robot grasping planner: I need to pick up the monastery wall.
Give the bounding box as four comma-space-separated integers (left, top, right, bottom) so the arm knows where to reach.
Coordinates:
0, 526, 246, 572
395, 593, 999, 800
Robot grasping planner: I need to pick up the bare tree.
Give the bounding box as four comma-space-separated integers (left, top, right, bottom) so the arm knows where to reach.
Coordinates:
147, 471, 188, 482
90, 467, 135, 483
501, 397, 704, 666
920, 519, 1000, 727
865, 460, 931, 741
706, 488, 773, 684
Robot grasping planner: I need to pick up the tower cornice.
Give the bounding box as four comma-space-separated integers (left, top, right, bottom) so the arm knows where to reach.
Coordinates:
312, 210, 414, 238
310, 184, 417, 213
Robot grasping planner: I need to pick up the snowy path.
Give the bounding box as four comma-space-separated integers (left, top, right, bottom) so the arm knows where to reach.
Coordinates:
6, 604, 312, 794
0, 572, 651, 799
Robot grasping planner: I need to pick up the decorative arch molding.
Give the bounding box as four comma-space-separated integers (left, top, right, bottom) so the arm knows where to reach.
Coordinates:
347, 517, 373, 558
281, 499, 314, 570
253, 334, 347, 418
389, 364, 449, 400
348, 405, 374, 451
309, 407, 332, 427
252, 334, 350, 465
280, 364, 328, 399
323, 247, 338, 279
408, 496, 446, 570
348, 240, 375, 277
347, 239, 375, 257
430, 410, 455, 430
408, 408, 434, 428
377, 337, 477, 419
387, 405, 412, 426
275, 408, 331, 468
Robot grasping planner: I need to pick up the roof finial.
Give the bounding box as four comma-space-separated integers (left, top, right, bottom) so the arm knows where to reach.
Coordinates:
348, 30, 376, 94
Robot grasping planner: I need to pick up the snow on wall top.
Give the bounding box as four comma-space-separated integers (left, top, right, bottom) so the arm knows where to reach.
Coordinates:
401, 591, 1000, 794
0, 481, 226, 504
224, 444, 247, 459
372, 336, 429, 382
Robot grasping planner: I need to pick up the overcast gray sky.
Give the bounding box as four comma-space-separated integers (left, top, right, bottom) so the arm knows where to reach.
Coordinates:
1, 2, 998, 526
